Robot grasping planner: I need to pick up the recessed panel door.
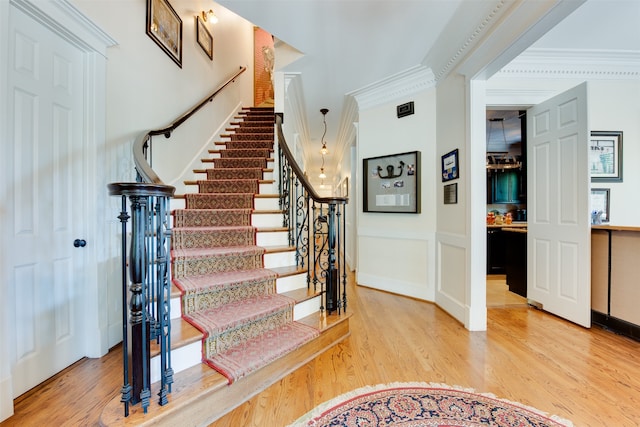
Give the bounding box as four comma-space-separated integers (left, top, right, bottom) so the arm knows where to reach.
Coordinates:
527, 82, 591, 328
6, 6, 87, 396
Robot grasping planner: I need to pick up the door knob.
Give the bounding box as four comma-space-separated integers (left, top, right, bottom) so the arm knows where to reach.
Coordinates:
73, 239, 86, 248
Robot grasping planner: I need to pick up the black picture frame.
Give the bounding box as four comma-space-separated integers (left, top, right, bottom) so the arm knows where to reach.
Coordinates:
363, 151, 420, 213
590, 131, 622, 182
146, 0, 183, 68
441, 148, 459, 182
196, 15, 213, 60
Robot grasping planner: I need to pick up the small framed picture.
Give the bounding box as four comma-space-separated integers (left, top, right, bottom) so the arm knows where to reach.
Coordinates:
196, 15, 213, 60
590, 131, 622, 182
590, 188, 610, 223
146, 0, 183, 68
441, 149, 459, 182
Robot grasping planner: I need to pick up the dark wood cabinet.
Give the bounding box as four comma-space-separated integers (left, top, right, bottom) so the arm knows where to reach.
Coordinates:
504, 229, 527, 297
486, 228, 506, 274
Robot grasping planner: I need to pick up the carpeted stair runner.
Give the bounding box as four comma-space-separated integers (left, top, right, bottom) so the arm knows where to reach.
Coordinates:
171, 107, 319, 383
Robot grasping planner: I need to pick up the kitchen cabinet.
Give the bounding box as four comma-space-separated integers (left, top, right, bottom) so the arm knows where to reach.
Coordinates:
486, 228, 506, 274
489, 170, 521, 204
504, 228, 527, 297
591, 226, 640, 341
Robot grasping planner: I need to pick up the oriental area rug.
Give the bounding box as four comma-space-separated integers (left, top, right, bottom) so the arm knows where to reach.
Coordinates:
289, 383, 573, 427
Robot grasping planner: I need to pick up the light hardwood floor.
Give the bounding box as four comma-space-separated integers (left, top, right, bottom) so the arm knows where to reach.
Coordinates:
2, 273, 640, 427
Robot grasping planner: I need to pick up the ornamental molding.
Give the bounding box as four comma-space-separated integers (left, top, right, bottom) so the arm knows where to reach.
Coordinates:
495, 48, 640, 80
349, 65, 436, 111
430, 0, 508, 82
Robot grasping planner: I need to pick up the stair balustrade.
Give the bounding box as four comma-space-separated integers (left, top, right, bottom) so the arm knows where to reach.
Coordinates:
276, 114, 349, 313
107, 66, 246, 417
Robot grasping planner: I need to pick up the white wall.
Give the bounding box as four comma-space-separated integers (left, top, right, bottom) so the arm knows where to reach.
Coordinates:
589, 80, 640, 226
356, 89, 437, 301
433, 74, 476, 326
67, 0, 255, 352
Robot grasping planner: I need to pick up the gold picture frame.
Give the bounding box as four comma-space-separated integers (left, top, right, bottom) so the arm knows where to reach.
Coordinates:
146, 0, 182, 68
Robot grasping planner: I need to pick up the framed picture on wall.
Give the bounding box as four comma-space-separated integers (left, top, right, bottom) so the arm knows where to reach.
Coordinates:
146, 0, 183, 68
363, 151, 420, 213
441, 149, 459, 182
196, 15, 213, 60
590, 188, 610, 223
590, 131, 622, 182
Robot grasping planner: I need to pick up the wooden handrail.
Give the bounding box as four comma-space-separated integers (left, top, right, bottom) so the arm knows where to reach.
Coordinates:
276, 114, 348, 205
134, 66, 247, 184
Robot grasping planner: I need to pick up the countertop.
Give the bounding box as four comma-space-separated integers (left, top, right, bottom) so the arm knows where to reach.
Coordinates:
592, 225, 640, 232
487, 222, 527, 229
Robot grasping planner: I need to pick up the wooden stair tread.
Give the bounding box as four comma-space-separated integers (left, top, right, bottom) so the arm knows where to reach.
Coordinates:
183, 179, 275, 185
99, 314, 350, 426
297, 310, 352, 333
256, 226, 287, 233
262, 245, 295, 254
149, 318, 202, 357
252, 209, 284, 214
281, 287, 321, 304
269, 265, 305, 277
193, 168, 273, 174
201, 158, 274, 163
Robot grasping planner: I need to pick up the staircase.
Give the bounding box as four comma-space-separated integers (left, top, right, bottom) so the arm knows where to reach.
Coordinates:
100, 108, 350, 426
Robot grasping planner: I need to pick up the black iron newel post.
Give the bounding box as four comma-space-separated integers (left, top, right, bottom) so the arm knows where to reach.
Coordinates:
128, 194, 151, 411
326, 203, 338, 312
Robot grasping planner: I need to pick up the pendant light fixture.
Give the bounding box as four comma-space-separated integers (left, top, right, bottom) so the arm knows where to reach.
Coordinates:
318, 108, 329, 179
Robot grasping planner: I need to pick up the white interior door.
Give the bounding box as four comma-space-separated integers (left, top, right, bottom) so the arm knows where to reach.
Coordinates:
527, 82, 591, 328
6, 5, 87, 396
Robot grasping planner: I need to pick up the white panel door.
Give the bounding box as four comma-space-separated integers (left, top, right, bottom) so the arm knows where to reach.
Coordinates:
6, 6, 87, 396
527, 82, 591, 328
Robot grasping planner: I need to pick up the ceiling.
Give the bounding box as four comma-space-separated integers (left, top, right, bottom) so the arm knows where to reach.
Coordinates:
217, 0, 640, 182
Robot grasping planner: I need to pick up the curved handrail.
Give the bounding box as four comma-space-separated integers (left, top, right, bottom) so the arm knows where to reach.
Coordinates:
134, 66, 247, 184
276, 114, 348, 204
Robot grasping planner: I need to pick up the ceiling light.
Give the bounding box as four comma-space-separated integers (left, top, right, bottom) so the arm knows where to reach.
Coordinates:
320, 108, 329, 155
319, 167, 326, 179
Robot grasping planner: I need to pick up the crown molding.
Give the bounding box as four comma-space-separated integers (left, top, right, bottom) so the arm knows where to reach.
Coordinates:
425, 0, 511, 82
349, 65, 436, 111
495, 48, 640, 80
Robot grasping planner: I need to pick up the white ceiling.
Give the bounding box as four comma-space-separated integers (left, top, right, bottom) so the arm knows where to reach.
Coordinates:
217, 0, 640, 180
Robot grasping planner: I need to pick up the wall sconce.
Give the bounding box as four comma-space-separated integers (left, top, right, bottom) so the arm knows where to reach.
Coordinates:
201, 9, 218, 24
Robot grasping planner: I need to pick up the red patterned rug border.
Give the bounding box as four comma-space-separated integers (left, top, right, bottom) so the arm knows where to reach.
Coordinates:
288, 382, 574, 427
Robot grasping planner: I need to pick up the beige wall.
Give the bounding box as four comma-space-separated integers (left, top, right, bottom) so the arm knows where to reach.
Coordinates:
356, 89, 437, 301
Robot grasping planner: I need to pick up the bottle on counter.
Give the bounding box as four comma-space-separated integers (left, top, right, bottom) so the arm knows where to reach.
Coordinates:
505, 212, 512, 224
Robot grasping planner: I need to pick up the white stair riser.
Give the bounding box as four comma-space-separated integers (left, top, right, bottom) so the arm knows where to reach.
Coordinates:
170, 296, 182, 319
259, 182, 276, 194
150, 340, 201, 384
264, 250, 296, 268
293, 295, 322, 321
256, 230, 288, 246
252, 213, 283, 228
254, 197, 280, 210
275, 273, 307, 293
